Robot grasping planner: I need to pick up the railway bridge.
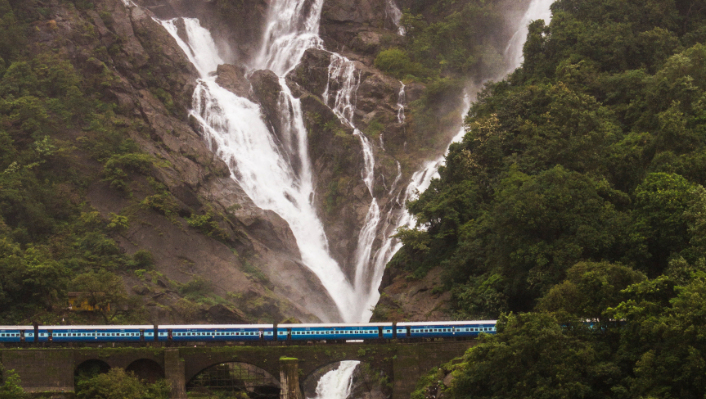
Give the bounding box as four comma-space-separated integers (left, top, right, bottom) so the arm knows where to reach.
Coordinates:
0, 340, 476, 398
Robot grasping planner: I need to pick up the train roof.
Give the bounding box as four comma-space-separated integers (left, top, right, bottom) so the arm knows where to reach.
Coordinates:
0, 326, 34, 330
40, 325, 154, 330
278, 323, 393, 328
397, 320, 497, 326
159, 324, 273, 329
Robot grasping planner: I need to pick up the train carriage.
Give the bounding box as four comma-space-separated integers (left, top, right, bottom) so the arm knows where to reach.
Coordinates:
278, 323, 394, 341
159, 324, 274, 342
43, 325, 153, 343
397, 321, 497, 339
0, 326, 32, 343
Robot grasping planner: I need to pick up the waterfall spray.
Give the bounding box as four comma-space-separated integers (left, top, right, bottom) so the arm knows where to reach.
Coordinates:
308, 361, 360, 399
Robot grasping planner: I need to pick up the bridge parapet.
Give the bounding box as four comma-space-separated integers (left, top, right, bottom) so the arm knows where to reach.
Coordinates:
0, 341, 476, 398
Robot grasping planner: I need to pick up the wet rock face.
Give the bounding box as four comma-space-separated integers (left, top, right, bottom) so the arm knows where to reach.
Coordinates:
322, 0, 386, 25
372, 266, 453, 321
320, 0, 404, 59
216, 64, 252, 99
286, 49, 332, 98
132, 0, 270, 61
31, 0, 340, 324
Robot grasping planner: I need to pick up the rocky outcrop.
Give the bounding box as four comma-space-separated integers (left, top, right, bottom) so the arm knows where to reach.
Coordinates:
372, 266, 453, 321
320, 0, 404, 59
215, 64, 252, 99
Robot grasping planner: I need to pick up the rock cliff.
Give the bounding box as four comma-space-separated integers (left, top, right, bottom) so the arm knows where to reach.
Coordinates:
21, 0, 340, 324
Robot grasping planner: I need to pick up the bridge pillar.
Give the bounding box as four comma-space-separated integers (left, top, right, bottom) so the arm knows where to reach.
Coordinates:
279, 357, 302, 399
164, 349, 186, 399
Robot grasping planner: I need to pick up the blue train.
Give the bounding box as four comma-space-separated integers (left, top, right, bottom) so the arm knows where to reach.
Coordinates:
0, 321, 497, 344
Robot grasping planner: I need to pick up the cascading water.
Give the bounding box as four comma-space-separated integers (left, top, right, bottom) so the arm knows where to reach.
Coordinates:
158, 16, 358, 323
396, 83, 406, 124
323, 53, 382, 320
385, 0, 405, 35
140, 0, 554, 394
504, 0, 554, 73
255, 0, 325, 75
365, 0, 556, 322
308, 361, 360, 399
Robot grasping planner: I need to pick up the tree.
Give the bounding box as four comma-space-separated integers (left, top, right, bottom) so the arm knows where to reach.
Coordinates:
76, 368, 169, 399
448, 313, 618, 399
537, 261, 646, 322
71, 271, 132, 323
632, 172, 696, 274
0, 368, 27, 399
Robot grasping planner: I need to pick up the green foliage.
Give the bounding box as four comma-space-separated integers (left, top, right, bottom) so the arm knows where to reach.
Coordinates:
185, 212, 228, 240
71, 270, 142, 323
178, 276, 212, 300
397, 1, 507, 80
537, 261, 646, 321
76, 368, 170, 399
396, 0, 706, 317
443, 313, 616, 399
374, 49, 425, 79
405, 0, 706, 396
103, 153, 154, 191
130, 250, 154, 270
0, 368, 27, 399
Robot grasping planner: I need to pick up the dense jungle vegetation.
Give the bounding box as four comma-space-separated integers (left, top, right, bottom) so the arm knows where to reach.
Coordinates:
0, 0, 174, 325
374, 0, 514, 152
397, 0, 706, 397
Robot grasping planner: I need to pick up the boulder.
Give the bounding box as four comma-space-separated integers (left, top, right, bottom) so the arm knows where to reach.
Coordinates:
216, 64, 252, 99
286, 48, 333, 98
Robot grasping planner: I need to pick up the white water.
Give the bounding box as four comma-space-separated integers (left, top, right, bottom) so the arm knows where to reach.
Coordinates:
504, 0, 554, 73
309, 361, 360, 399
159, 16, 359, 323
364, 0, 556, 321
145, 0, 553, 394
323, 53, 382, 320
255, 0, 325, 75
385, 0, 406, 36
396, 83, 406, 124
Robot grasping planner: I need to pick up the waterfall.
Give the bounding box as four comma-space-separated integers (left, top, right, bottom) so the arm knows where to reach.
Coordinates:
504, 0, 554, 73
366, 0, 556, 321
309, 361, 360, 399
396, 83, 406, 124
255, 0, 325, 75
385, 0, 406, 36
323, 53, 382, 320
158, 17, 358, 323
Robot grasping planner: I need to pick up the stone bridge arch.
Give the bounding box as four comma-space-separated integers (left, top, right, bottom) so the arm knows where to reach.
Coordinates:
186, 361, 280, 398
74, 358, 110, 381
126, 358, 165, 383
74, 349, 164, 371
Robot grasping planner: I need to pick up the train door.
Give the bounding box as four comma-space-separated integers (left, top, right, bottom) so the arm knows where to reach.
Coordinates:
20, 330, 25, 343
168, 329, 173, 341
259, 328, 264, 341
406, 326, 411, 337
140, 329, 145, 342
378, 327, 383, 338
48, 330, 53, 342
